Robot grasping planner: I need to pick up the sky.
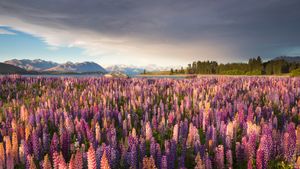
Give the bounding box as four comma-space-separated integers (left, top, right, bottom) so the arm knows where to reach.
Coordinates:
0, 0, 300, 67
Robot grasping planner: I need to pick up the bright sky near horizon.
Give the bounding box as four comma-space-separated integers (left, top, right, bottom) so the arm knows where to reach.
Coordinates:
1, 0, 300, 67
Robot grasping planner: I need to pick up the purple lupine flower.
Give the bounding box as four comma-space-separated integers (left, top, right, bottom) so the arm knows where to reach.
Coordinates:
96, 147, 103, 169
205, 153, 212, 169
161, 155, 167, 169
283, 132, 296, 162
226, 150, 233, 168
32, 129, 42, 160
215, 145, 224, 169
130, 144, 138, 169
139, 138, 146, 159
60, 129, 70, 161
110, 147, 118, 169
42, 126, 50, 153
150, 140, 156, 159
235, 142, 245, 165
247, 133, 256, 160
156, 143, 162, 168
259, 134, 272, 164
50, 133, 59, 159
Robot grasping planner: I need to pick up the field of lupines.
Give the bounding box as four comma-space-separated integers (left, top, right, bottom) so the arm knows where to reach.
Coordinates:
0, 75, 299, 169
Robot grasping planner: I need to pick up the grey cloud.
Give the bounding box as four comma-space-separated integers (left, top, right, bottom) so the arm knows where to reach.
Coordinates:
0, 0, 300, 62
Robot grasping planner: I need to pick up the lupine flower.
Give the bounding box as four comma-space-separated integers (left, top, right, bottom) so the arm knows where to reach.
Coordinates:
43, 154, 52, 169
42, 127, 50, 153
6, 154, 14, 169
58, 152, 67, 169
32, 129, 42, 160
173, 123, 179, 143
0, 76, 298, 168
12, 131, 18, 163
100, 150, 110, 169
194, 153, 205, 169
50, 133, 60, 159
95, 123, 101, 144
142, 156, 157, 169
247, 160, 253, 169
226, 150, 233, 168
87, 145, 97, 169
145, 122, 153, 141
27, 154, 36, 169
161, 155, 167, 169
0, 142, 5, 169
130, 144, 138, 169
74, 150, 83, 169
256, 148, 265, 169
53, 151, 60, 169
68, 154, 75, 169
60, 130, 70, 160
215, 145, 224, 169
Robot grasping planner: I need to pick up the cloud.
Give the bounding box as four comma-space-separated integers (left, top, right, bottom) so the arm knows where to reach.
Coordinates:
0, 0, 300, 65
0, 28, 16, 35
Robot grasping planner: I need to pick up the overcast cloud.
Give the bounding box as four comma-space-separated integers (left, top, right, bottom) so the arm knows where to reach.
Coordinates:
0, 0, 300, 65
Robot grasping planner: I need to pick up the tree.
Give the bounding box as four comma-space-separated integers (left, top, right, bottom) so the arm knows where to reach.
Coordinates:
170, 68, 174, 75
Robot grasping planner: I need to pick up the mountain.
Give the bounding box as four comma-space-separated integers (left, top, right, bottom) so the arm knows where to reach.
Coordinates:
4, 59, 107, 73
45, 61, 107, 73
105, 65, 144, 75
105, 64, 178, 75
272, 56, 300, 63
0, 62, 27, 74
4, 59, 58, 71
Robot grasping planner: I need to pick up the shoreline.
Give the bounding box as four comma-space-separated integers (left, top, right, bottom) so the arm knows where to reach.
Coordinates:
135, 74, 292, 78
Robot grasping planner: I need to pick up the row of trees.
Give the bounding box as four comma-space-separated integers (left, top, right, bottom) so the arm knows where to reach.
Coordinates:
170, 56, 300, 75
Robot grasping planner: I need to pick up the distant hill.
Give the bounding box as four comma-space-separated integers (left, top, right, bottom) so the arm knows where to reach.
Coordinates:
105, 64, 177, 75
45, 61, 107, 73
0, 62, 27, 74
105, 65, 144, 75
4, 59, 58, 71
272, 56, 300, 63
4, 59, 107, 73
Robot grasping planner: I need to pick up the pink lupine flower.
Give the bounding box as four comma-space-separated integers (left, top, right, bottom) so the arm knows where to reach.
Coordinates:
0, 142, 5, 169
145, 122, 152, 141
87, 145, 97, 169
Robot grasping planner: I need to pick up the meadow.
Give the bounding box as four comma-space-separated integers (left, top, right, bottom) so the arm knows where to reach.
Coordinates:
0, 76, 299, 169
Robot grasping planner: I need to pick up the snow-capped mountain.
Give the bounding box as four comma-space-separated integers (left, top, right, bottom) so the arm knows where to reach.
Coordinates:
4, 59, 59, 71
105, 64, 180, 75
4, 59, 107, 73
105, 65, 144, 75
45, 61, 107, 73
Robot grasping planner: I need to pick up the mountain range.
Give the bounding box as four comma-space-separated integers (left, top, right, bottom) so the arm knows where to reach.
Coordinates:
272, 56, 300, 63
3, 59, 175, 75
4, 59, 58, 71
2, 56, 299, 75
4, 59, 106, 73
105, 64, 180, 75
0, 62, 27, 74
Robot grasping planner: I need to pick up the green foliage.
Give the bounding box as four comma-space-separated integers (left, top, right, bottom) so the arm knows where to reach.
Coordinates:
290, 68, 300, 77
268, 160, 294, 169
174, 56, 300, 76
185, 148, 196, 169
145, 140, 151, 157
198, 128, 206, 144
220, 69, 246, 75
246, 69, 262, 75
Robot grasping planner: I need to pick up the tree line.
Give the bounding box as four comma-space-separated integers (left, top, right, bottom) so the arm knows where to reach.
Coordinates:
170, 56, 300, 75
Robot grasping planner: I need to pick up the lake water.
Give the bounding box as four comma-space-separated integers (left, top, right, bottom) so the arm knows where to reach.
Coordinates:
16, 74, 190, 79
